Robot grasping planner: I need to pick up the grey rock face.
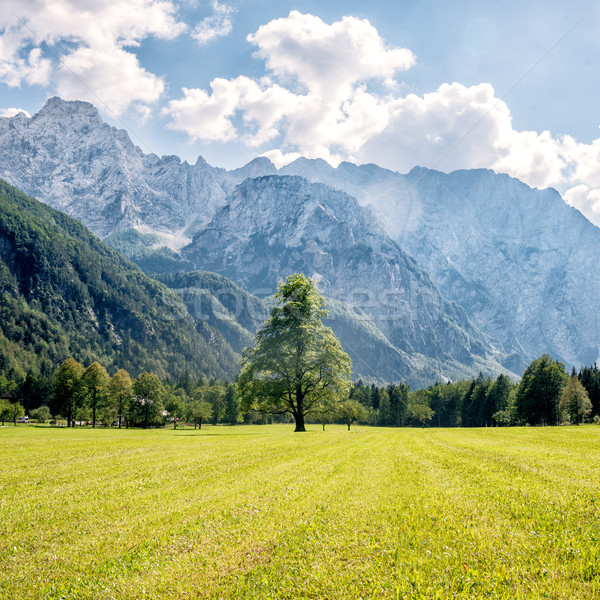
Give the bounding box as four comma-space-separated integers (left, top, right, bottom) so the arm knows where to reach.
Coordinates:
3, 97, 594, 377
183, 175, 494, 370
0, 98, 232, 238
277, 159, 600, 369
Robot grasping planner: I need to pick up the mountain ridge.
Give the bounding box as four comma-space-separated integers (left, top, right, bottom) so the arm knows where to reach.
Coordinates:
1, 97, 595, 379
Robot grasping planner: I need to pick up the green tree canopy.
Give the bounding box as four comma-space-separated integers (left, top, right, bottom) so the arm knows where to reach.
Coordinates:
81, 362, 109, 428
52, 358, 84, 427
187, 400, 213, 429
516, 354, 568, 425
130, 372, 165, 428
30, 406, 52, 423
109, 369, 133, 428
559, 376, 592, 424
337, 399, 369, 431
238, 274, 352, 432
223, 384, 240, 424
164, 389, 187, 428
202, 383, 227, 425
6, 400, 25, 425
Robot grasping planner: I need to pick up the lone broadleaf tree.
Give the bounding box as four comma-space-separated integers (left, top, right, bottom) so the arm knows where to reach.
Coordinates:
238, 274, 352, 432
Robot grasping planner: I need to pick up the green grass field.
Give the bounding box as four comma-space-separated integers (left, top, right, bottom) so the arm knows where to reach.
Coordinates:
2, 424, 600, 599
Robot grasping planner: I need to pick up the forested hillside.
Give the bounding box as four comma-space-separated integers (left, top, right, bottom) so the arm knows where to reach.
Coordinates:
0, 180, 239, 381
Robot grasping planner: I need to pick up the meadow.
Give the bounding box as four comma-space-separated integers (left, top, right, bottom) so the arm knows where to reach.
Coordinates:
1, 424, 600, 599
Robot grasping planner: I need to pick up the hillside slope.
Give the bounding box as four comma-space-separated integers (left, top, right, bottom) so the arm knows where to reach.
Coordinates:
0, 180, 239, 380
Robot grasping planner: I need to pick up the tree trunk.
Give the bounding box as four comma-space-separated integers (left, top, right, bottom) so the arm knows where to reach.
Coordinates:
322, 423, 325, 431
198, 419, 202, 430
294, 411, 306, 432
294, 385, 306, 432
347, 423, 350, 431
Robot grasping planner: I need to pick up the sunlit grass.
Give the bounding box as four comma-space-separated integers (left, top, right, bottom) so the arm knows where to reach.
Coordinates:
1, 424, 600, 599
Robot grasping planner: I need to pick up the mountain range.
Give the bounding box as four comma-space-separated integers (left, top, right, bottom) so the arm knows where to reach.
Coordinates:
1, 97, 597, 383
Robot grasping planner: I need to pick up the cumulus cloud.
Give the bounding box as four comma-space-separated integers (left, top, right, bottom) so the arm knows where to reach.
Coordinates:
164, 11, 600, 227
165, 12, 414, 164
0, 0, 185, 114
247, 11, 415, 100
192, 1, 235, 45
55, 46, 165, 115
0, 107, 31, 118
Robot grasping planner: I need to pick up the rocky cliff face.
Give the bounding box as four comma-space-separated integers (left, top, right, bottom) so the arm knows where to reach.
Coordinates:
2, 97, 596, 378
0, 98, 234, 240
182, 175, 499, 373
272, 159, 600, 370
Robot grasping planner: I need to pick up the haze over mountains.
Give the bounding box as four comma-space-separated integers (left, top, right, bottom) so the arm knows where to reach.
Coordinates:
1, 97, 598, 383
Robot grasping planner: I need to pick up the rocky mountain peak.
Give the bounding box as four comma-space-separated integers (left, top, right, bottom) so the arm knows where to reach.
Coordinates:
2, 96, 599, 378
182, 173, 499, 382
33, 97, 104, 128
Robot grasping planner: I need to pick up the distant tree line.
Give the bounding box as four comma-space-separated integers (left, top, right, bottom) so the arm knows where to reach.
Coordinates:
0, 360, 241, 428
1, 353, 598, 429
347, 354, 596, 427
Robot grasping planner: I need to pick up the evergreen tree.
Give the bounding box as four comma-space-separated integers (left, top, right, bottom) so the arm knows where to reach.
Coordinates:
351, 381, 372, 409
19, 371, 51, 412
462, 373, 491, 427
426, 383, 445, 427
370, 385, 381, 411
223, 384, 240, 424
579, 364, 600, 417
482, 374, 513, 427
387, 383, 409, 427
376, 388, 391, 426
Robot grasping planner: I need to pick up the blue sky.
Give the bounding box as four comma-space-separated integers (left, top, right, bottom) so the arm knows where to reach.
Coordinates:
2, 0, 600, 223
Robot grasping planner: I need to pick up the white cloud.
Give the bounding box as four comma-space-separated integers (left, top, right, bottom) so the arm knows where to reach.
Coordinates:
56, 46, 165, 115
0, 32, 52, 87
165, 11, 600, 227
192, 1, 235, 45
0, 107, 31, 118
166, 12, 415, 164
247, 11, 415, 100
164, 76, 302, 145
0, 0, 185, 114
